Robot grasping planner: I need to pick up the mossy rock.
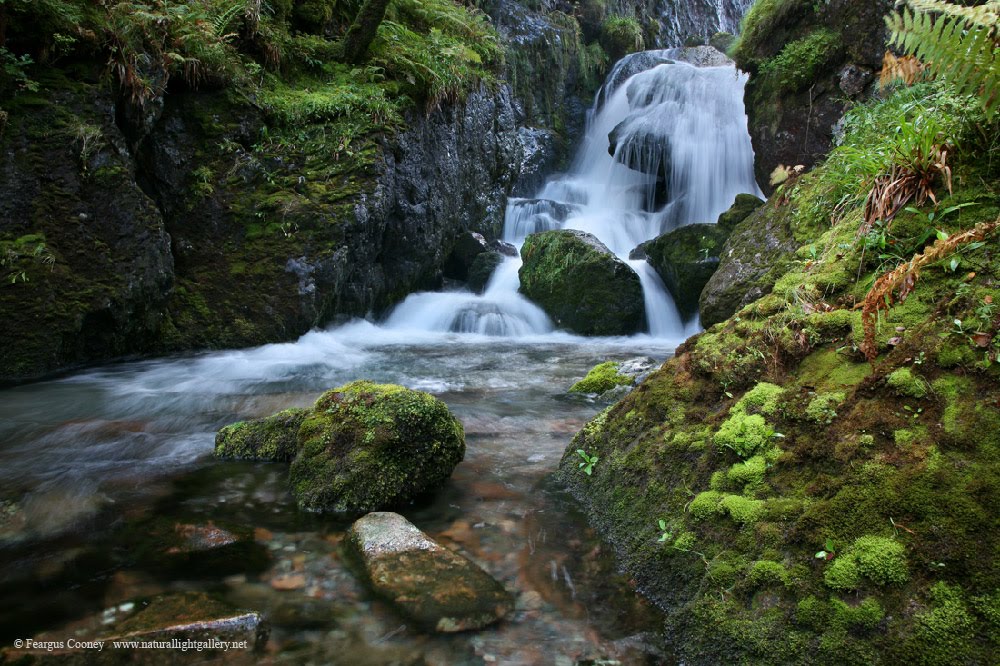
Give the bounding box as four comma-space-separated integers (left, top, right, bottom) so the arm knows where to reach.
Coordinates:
643, 223, 730, 317
518, 229, 645, 335
289, 381, 465, 514
569, 360, 633, 395
214, 408, 308, 462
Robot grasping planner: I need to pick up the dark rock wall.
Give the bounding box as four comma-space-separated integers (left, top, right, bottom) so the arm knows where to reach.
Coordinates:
734, 0, 894, 192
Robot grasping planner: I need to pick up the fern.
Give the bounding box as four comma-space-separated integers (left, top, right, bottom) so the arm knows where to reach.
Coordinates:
886, 0, 1000, 118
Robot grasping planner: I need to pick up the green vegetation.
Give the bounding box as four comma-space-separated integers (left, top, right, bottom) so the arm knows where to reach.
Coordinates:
558, 31, 1000, 658
214, 407, 308, 461
887, 0, 1000, 118
757, 29, 841, 94
569, 360, 632, 394
599, 15, 644, 61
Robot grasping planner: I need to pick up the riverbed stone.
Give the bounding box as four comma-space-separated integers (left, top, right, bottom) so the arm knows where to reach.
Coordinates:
214, 408, 308, 462
107, 591, 268, 650
519, 230, 645, 336
345, 512, 513, 632
289, 381, 465, 515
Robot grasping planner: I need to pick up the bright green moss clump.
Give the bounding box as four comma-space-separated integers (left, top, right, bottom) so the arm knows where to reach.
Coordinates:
289, 381, 465, 514
852, 536, 909, 585
570, 361, 632, 394
727, 455, 768, 491
690, 491, 725, 520
825, 535, 909, 590
734, 382, 784, 416
714, 412, 774, 458
757, 29, 841, 94
887, 367, 928, 398
214, 408, 308, 461
719, 494, 766, 525
748, 560, 790, 588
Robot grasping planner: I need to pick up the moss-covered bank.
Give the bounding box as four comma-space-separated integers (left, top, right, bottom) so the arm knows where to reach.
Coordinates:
557, 78, 1000, 664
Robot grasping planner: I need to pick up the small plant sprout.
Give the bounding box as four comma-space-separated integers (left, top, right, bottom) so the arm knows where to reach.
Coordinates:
658, 519, 672, 543
815, 538, 837, 561
576, 449, 598, 476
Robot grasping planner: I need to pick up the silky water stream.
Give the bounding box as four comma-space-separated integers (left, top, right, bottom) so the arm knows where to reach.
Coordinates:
0, 52, 759, 664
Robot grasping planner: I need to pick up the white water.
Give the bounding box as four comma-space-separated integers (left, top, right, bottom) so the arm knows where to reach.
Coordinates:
385, 49, 760, 340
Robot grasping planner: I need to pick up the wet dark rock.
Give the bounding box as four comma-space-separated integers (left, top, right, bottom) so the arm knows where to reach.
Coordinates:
734, 0, 893, 193
215, 408, 309, 462
0, 82, 173, 383
513, 126, 559, 197
132, 518, 270, 578
519, 230, 646, 336
108, 591, 268, 651
709, 32, 737, 54
443, 232, 492, 282
608, 120, 672, 188
345, 512, 513, 632
642, 224, 729, 318
467, 251, 505, 294
699, 199, 800, 327
289, 381, 465, 515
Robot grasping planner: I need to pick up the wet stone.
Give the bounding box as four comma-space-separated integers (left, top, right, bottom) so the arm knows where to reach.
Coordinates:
345, 512, 514, 633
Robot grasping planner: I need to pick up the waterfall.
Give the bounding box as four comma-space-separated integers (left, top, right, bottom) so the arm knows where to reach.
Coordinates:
382, 48, 760, 339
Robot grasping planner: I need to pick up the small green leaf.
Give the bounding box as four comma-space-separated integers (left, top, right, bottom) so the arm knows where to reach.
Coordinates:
815, 551, 827, 559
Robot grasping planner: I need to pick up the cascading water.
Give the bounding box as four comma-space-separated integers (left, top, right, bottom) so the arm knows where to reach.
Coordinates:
388, 48, 760, 340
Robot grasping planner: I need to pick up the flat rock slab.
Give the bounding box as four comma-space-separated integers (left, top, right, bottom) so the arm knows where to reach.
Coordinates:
345, 512, 513, 632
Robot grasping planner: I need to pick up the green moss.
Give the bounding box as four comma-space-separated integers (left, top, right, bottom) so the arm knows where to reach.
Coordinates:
714, 412, 774, 458
727, 455, 769, 492
852, 535, 909, 586
909, 582, 976, 665
831, 597, 884, 630
569, 360, 632, 394
719, 494, 766, 525
887, 367, 928, 398
824, 557, 861, 591
289, 381, 465, 514
757, 29, 841, 94
735, 382, 784, 416
599, 16, 644, 61
805, 391, 845, 424
214, 408, 308, 461
747, 560, 790, 588
690, 490, 725, 520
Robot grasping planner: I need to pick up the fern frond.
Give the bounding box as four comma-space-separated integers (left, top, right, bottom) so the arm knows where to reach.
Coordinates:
887, 0, 1000, 118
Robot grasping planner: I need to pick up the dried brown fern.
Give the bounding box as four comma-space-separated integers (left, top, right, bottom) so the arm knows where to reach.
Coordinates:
880, 51, 927, 88
860, 216, 1000, 362
859, 145, 952, 237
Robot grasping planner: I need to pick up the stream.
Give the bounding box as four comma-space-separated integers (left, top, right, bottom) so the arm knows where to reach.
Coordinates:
0, 326, 679, 664
1, 45, 759, 664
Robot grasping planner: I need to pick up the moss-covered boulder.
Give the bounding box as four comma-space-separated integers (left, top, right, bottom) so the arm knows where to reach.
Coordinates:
289, 381, 465, 514
519, 230, 646, 335
643, 224, 729, 318
555, 80, 1000, 664
345, 512, 513, 632
699, 197, 799, 327
570, 357, 659, 402
717, 193, 766, 233
214, 408, 308, 462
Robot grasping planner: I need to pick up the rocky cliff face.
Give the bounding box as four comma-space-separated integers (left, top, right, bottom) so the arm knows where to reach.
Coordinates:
733, 0, 894, 192
0, 71, 526, 382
